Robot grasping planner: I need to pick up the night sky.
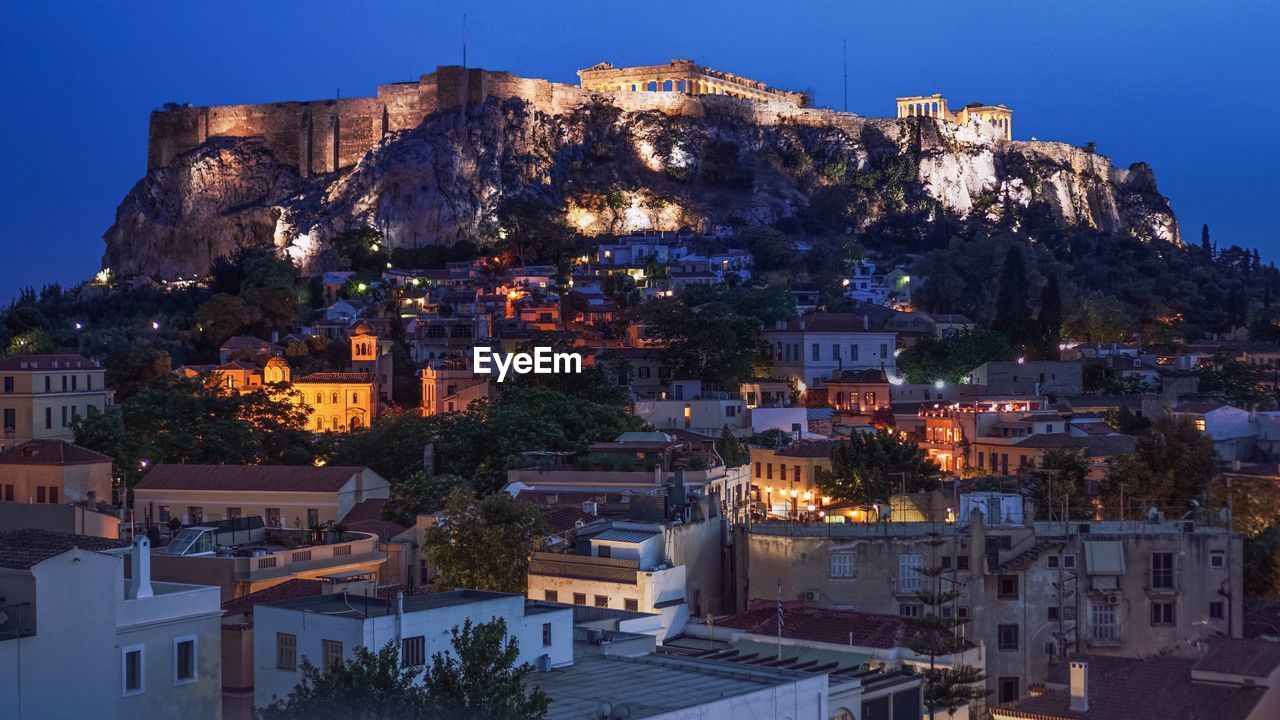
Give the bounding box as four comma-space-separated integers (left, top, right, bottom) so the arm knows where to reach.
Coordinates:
1, 0, 1276, 302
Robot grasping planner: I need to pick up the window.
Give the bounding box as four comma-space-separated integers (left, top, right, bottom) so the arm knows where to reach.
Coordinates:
898, 553, 923, 593
850, 345, 859, 361
998, 677, 1020, 704
1048, 606, 1060, 621
572, 593, 586, 606
266, 508, 281, 528
544, 590, 558, 602
158, 505, 170, 522
306, 508, 320, 528
61, 375, 67, 392
1047, 555, 1058, 568
226, 507, 241, 520
1194, 418, 1206, 431
174, 635, 197, 685
1, 377, 10, 393
1063, 554, 1076, 569
812, 343, 820, 361
879, 343, 888, 358
638, 366, 651, 379
957, 607, 969, 620
998, 575, 1019, 600
832, 344, 840, 361
863, 391, 876, 408
830, 553, 855, 578
1151, 601, 1176, 626
754, 461, 761, 478
956, 555, 970, 571
3, 407, 14, 433
276, 633, 297, 670
61, 405, 68, 427
940, 555, 952, 569
542, 622, 552, 647
44, 407, 51, 429
1210, 601, 1225, 620
402, 636, 426, 667
597, 545, 612, 559
1210, 551, 1226, 569
594, 595, 609, 608
44, 376, 50, 393
2, 484, 12, 502
321, 639, 344, 670
122, 645, 145, 696
624, 598, 639, 612
48, 486, 58, 504
36, 487, 46, 503
899, 603, 922, 618
187, 506, 203, 524
997, 624, 1019, 651
1090, 601, 1118, 642
1151, 552, 1175, 590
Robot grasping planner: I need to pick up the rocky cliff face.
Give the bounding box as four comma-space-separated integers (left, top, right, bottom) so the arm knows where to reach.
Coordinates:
104, 97, 1179, 278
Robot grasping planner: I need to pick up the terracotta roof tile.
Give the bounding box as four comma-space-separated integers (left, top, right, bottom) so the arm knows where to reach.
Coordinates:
0, 529, 129, 570
1193, 637, 1280, 677
220, 579, 324, 616
0, 440, 112, 466
341, 498, 409, 539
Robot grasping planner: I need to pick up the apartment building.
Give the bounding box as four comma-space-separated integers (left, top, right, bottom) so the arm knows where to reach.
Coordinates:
0, 354, 107, 449
764, 313, 898, 390
749, 440, 838, 518
0, 531, 222, 720
252, 590, 573, 709
741, 501, 1243, 708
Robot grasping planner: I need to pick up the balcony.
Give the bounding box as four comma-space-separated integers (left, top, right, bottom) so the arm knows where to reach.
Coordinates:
528, 551, 639, 585
0, 602, 35, 640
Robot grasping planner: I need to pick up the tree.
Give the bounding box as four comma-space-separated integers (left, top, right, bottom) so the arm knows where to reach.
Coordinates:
256, 619, 548, 720
256, 643, 430, 720
1031, 449, 1091, 520
993, 247, 1031, 349
1201, 224, 1212, 254
901, 533, 989, 718
422, 618, 550, 720
641, 296, 771, 389
1099, 415, 1219, 519
716, 426, 751, 468
423, 490, 549, 594
1194, 353, 1274, 409
1244, 526, 1280, 598
1036, 272, 1062, 360
735, 226, 793, 273
815, 432, 941, 507
383, 471, 463, 526
896, 328, 1013, 385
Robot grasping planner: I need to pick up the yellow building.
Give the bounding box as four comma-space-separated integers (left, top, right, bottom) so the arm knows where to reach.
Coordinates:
295, 372, 376, 432
749, 439, 838, 517
420, 366, 490, 416
0, 438, 112, 505
0, 355, 108, 449
896, 93, 1012, 140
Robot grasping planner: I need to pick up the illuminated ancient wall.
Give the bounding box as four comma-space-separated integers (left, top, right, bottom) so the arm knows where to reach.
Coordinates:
578, 59, 809, 107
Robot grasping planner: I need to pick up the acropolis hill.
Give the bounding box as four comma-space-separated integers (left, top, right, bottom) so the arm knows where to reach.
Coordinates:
109, 60, 1178, 279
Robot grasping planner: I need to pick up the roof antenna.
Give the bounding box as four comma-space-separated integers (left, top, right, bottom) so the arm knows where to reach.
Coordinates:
462, 13, 468, 68
842, 38, 848, 112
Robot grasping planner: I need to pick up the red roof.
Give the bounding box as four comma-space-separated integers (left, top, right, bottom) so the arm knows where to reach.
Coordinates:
719, 603, 962, 651
0, 354, 100, 371
221, 579, 324, 616
0, 440, 111, 466
136, 464, 369, 493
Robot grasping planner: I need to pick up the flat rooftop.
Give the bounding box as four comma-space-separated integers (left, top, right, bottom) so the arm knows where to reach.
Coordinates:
538, 652, 811, 720
262, 588, 525, 618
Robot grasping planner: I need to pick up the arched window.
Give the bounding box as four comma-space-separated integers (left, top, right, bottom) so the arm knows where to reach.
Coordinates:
332, 416, 340, 429
331, 392, 339, 404
351, 393, 359, 404
316, 418, 325, 431
315, 393, 323, 404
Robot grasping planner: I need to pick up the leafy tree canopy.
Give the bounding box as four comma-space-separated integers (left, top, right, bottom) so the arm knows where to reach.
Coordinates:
815, 432, 941, 506
423, 490, 550, 594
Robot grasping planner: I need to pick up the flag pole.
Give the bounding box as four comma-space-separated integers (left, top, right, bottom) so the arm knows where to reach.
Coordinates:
776, 580, 784, 660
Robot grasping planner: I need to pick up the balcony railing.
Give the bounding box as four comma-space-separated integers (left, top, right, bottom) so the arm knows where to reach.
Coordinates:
0, 602, 35, 641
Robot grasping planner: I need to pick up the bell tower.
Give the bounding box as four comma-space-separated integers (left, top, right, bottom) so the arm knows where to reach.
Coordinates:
350, 323, 378, 373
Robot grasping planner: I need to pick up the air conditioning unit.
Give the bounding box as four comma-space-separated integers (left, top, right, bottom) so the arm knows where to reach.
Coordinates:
582, 500, 599, 515
1106, 594, 1121, 605
803, 590, 821, 602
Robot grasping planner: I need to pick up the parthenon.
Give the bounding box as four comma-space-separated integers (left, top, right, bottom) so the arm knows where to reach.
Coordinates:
578, 59, 811, 107
896, 93, 1013, 140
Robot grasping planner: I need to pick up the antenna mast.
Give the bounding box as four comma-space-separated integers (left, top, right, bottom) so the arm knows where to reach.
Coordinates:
842, 38, 848, 112
462, 14, 468, 68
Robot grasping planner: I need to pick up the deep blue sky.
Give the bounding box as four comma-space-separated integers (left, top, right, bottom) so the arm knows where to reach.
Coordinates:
1, 0, 1277, 302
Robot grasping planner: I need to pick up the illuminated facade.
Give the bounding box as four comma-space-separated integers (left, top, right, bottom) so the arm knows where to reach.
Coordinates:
896, 93, 1012, 140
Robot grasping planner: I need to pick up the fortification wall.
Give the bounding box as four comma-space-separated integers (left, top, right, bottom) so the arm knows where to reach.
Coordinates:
147, 66, 590, 175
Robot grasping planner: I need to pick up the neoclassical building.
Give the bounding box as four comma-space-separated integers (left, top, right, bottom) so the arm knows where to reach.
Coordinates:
896, 93, 1012, 140
578, 59, 810, 106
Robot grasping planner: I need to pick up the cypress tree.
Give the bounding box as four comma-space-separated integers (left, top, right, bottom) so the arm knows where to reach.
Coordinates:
1201, 224, 1212, 254
1037, 272, 1063, 359
993, 247, 1031, 349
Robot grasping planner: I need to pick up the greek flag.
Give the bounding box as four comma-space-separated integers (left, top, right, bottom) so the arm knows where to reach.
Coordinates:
777, 582, 785, 630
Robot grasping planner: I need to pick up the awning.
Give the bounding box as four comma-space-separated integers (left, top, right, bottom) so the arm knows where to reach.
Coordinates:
1084, 540, 1125, 575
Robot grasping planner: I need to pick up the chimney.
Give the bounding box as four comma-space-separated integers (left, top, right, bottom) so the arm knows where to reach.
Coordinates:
132, 535, 154, 599
1069, 661, 1088, 713
863, 314, 869, 330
